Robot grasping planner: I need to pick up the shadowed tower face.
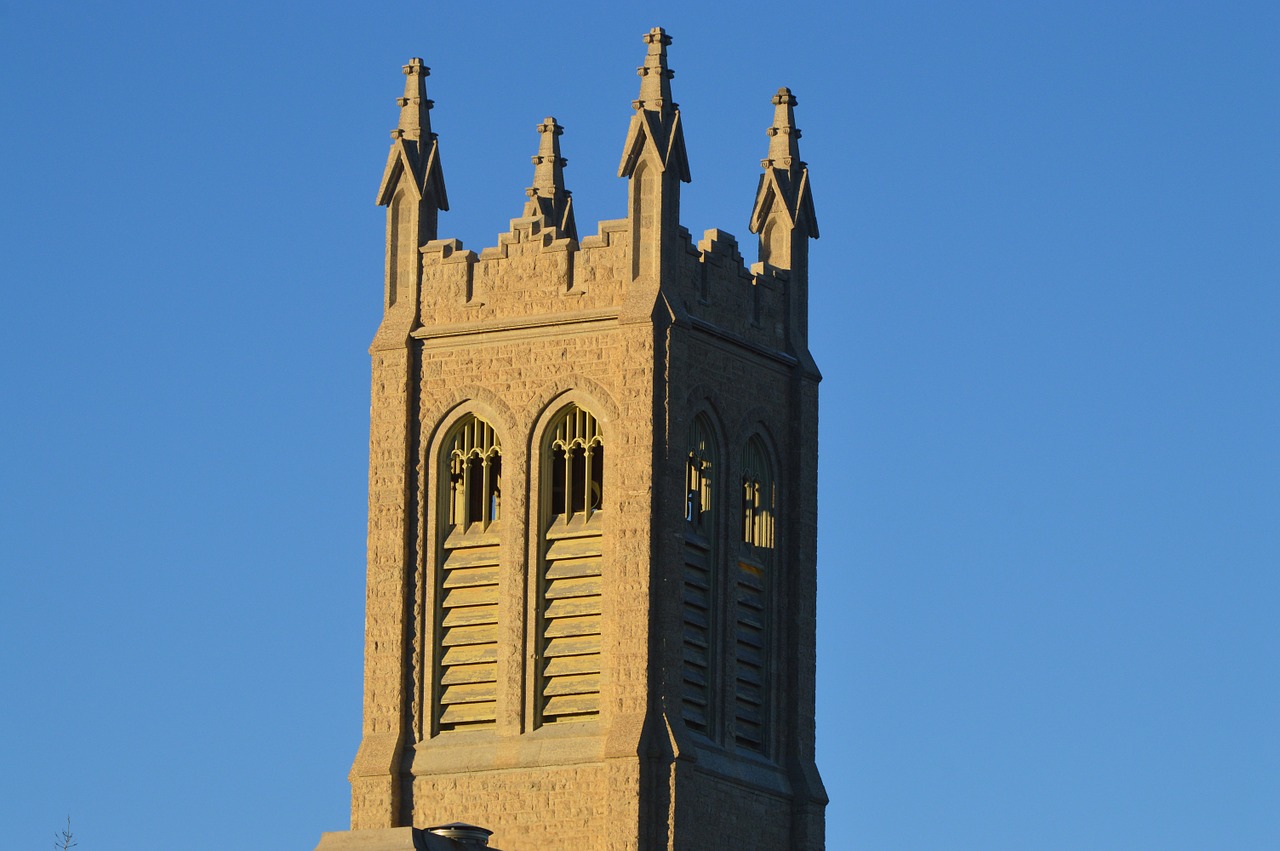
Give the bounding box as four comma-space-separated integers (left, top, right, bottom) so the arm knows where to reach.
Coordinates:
321, 26, 826, 851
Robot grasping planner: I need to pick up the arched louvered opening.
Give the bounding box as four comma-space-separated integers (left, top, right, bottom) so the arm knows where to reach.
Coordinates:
434, 414, 502, 733
536, 404, 605, 726
681, 414, 719, 737
733, 436, 775, 754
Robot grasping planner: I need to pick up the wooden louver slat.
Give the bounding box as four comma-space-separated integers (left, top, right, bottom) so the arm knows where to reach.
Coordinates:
733, 558, 768, 753
436, 538, 501, 730
537, 524, 603, 723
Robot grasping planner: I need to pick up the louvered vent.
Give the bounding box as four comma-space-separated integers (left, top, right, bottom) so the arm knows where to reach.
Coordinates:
732, 559, 767, 751
681, 415, 717, 736
435, 416, 501, 732
681, 536, 713, 734
537, 405, 604, 724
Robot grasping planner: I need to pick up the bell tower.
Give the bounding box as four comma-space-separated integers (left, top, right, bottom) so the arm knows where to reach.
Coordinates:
316, 27, 826, 851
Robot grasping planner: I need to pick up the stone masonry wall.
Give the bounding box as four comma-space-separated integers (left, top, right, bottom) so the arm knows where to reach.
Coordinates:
672, 765, 792, 850
414, 761, 641, 851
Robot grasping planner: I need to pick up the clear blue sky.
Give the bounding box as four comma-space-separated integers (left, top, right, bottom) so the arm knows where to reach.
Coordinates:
2, 2, 1277, 849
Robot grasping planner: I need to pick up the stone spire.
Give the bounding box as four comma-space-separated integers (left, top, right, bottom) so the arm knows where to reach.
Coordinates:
396, 57, 433, 142
634, 26, 675, 115
522, 117, 577, 240
764, 86, 802, 169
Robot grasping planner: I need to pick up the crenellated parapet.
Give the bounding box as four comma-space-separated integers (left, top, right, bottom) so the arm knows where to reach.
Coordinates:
417, 215, 630, 328
687, 229, 789, 354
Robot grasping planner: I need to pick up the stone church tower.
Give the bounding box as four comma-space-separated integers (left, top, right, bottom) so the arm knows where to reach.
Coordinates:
316, 27, 825, 851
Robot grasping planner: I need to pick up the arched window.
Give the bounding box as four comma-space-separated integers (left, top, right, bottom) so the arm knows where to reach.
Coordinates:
536, 404, 605, 725
733, 436, 775, 753
433, 414, 502, 732
681, 415, 718, 736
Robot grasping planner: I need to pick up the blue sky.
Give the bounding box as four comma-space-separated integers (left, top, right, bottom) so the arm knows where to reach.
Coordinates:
2, 2, 1277, 849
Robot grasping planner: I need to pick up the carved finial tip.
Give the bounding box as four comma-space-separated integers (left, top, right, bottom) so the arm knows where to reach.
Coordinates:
644, 26, 672, 46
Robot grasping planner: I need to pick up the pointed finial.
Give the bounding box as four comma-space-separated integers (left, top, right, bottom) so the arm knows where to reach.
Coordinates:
633, 26, 676, 114
394, 57, 434, 142
527, 117, 567, 198
763, 87, 802, 170
523, 117, 576, 240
